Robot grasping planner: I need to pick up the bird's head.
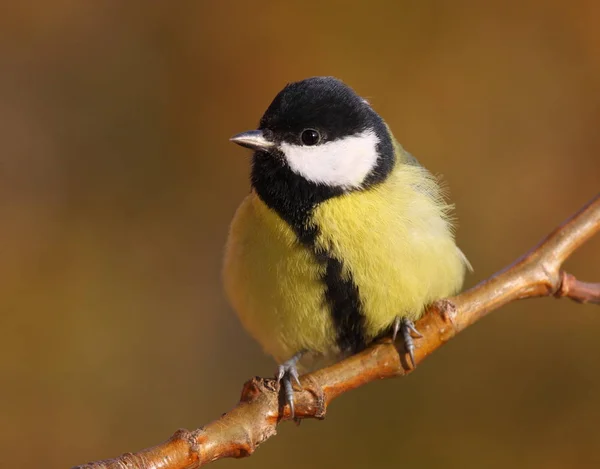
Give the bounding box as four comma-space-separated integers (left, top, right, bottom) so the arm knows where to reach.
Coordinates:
230, 77, 395, 210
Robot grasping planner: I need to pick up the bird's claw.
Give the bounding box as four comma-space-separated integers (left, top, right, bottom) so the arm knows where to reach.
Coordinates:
276, 353, 303, 419
392, 317, 422, 368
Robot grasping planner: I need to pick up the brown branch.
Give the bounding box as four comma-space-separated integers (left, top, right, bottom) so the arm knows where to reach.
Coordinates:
73, 193, 600, 469
555, 271, 600, 304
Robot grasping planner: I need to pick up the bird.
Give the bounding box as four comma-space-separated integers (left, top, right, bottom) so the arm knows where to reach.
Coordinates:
223, 76, 470, 416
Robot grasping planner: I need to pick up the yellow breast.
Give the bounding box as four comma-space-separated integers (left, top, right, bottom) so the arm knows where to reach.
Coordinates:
223, 193, 336, 362
223, 158, 467, 362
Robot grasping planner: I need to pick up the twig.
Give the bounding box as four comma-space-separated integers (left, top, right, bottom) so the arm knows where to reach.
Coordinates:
74, 193, 600, 469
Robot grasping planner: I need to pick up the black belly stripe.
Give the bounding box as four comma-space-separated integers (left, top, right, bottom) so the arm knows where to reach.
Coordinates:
294, 224, 367, 353
321, 255, 366, 353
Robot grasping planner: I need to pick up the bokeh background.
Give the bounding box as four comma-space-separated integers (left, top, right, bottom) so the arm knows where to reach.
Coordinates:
1, 1, 599, 468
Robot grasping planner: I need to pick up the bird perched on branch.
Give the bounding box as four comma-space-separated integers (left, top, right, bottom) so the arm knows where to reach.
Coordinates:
224, 76, 470, 416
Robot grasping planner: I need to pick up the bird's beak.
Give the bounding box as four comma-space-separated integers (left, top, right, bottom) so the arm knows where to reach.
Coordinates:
229, 130, 275, 151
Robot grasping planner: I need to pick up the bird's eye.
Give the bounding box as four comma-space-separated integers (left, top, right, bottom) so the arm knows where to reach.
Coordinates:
300, 129, 321, 146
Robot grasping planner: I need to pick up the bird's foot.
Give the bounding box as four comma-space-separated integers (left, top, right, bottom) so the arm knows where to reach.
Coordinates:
392, 317, 423, 368
276, 352, 303, 419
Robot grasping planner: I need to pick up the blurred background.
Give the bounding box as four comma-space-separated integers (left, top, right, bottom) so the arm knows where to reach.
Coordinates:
1, 1, 599, 468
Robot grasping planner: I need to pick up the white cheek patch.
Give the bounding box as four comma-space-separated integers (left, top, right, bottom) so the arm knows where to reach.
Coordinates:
280, 130, 380, 189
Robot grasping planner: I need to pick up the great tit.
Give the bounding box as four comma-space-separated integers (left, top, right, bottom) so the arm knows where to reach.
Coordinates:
224, 76, 470, 416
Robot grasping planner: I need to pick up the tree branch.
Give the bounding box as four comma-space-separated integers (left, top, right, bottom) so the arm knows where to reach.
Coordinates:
74, 193, 600, 469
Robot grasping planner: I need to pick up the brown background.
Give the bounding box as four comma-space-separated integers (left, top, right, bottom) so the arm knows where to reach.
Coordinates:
1, 2, 600, 468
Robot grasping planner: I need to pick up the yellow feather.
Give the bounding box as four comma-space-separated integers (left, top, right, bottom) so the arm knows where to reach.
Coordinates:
312, 144, 467, 341
223, 142, 468, 362
223, 193, 334, 362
